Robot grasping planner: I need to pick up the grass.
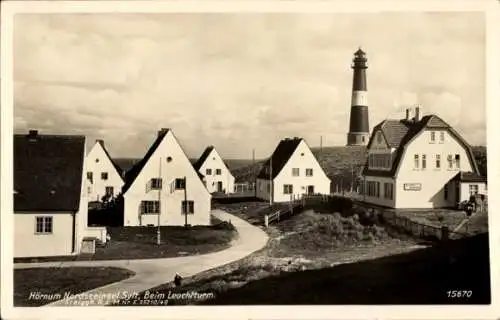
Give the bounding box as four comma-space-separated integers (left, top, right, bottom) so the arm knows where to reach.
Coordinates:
114, 203, 422, 306
14, 216, 237, 263
14, 267, 135, 306
395, 209, 468, 230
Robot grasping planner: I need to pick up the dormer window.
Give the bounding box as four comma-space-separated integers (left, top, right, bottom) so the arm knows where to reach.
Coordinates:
440, 131, 445, 142
430, 132, 436, 143
377, 132, 382, 144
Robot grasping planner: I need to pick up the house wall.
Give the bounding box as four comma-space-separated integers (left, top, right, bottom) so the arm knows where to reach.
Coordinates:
394, 129, 474, 208
198, 149, 235, 194
459, 182, 488, 203
361, 176, 396, 208
256, 179, 272, 202
123, 131, 211, 226
272, 140, 331, 203
85, 143, 124, 201
14, 213, 75, 257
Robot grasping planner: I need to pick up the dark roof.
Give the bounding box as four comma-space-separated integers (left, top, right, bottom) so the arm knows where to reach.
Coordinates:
114, 158, 141, 175
14, 132, 85, 212
193, 146, 215, 171
452, 171, 487, 183
363, 114, 481, 178
95, 140, 124, 178
122, 129, 170, 194
257, 138, 303, 180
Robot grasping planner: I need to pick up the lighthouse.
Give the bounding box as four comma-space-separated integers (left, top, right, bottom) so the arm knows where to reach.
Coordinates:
347, 48, 370, 146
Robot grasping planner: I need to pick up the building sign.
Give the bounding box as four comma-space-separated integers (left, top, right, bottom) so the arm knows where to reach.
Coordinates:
403, 183, 421, 191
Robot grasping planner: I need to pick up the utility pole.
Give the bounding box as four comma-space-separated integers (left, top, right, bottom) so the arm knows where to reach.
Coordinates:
252, 148, 256, 197
269, 155, 273, 206
320, 136, 323, 156
184, 176, 188, 227
157, 157, 162, 245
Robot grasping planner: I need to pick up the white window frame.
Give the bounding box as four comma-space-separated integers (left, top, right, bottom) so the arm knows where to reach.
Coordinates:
141, 201, 160, 214
181, 200, 195, 214
283, 184, 293, 194
305, 168, 313, 177
292, 168, 300, 177
35, 216, 53, 234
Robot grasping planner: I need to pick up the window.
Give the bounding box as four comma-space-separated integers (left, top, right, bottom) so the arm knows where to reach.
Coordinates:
376, 182, 380, 198
95, 158, 99, 163
215, 169, 222, 175
362, 136, 365, 142
435, 155, 441, 169
383, 183, 393, 200
87, 172, 93, 182
87, 186, 92, 194
377, 133, 382, 143
266, 183, 270, 193
469, 184, 479, 196
283, 184, 293, 194
455, 154, 461, 169
422, 155, 427, 170
447, 155, 453, 169
182, 201, 194, 214
175, 178, 186, 190
35, 216, 53, 234
366, 181, 379, 197
305, 168, 313, 177
414, 155, 419, 169
206, 169, 212, 175
101, 172, 108, 180
430, 131, 436, 142
292, 168, 299, 176
141, 201, 160, 214
444, 184, 448, 200
440, 131, 445, 142
151, 178, 163, 190
105, 186, 114, 196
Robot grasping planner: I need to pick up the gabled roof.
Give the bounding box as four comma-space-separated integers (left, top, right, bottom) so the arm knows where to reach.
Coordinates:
257, 137, 303, 180
363, 114, 481, 178
122, 129, 170, 194
193, 146, 215, 171
94, 139, 124, 178
14, 131, 85, 212
452, 171, 487, 183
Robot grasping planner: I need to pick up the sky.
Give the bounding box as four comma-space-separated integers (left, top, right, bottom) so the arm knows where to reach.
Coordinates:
13, 12, 486, 159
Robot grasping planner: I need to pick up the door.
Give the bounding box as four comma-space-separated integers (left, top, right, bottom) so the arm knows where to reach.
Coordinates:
307, 185, 315, 195
217, 181, 223, 192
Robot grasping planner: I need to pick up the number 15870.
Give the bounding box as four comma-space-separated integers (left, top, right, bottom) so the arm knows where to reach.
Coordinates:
447, 290, 472, 298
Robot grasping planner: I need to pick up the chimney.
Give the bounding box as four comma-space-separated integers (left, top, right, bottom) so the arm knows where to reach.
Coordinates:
414, 105, 421, 122
158, 128, 169, 138
405, 108, 410, 121
28, 130, 38, 141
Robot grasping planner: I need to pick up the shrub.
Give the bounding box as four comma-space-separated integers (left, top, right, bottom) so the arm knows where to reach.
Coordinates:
212, 221, 236, 231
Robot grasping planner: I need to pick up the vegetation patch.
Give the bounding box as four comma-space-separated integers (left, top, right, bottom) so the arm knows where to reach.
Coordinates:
14, 267, 135, 306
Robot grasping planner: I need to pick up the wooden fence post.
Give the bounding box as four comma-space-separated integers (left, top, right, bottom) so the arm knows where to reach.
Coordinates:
441, 226, 449, 242
264, 215, 269, 228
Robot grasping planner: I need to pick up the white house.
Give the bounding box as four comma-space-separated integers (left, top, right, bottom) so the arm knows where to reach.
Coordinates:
121, 128, 211, 226
193, 146, 235, 194
85, 139, 124, 202
14, 130, 90, 257
361, 106, 487, 209
256, 137, 331, 203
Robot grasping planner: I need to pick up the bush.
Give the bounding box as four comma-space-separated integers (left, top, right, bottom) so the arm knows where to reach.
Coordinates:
211, 221, 236, 231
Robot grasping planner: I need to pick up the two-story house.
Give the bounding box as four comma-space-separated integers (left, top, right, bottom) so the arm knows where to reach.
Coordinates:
193, 146, 235, 194
256, 137, 331, 203
361, 107, 487, 209
85, 139, 124, 202
121, 128, 211, 226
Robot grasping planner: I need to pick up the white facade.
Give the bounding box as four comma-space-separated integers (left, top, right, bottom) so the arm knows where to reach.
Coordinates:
85, 141, 124, 202
196, 148, 235, 194
363, 126, 486, 209
123, 131, 211, 226
257, 140, 331, 203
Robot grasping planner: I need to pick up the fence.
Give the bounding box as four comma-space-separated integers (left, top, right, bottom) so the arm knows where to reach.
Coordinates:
84, 226, 108, 244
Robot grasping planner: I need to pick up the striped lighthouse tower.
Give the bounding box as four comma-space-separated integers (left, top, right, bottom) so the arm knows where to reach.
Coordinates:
347, 48, 370, 146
